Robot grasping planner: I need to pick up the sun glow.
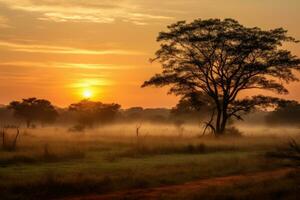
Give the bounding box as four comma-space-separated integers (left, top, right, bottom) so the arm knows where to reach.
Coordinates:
83, 89, 93, 99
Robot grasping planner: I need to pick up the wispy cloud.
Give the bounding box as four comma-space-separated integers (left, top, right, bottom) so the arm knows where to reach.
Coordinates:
39, 13, 115, 23
0, 0, 173, 25
0, 61, 136, 70
0, 41, 144, 55
0, 62, 114, 88
69, 78, 112, 88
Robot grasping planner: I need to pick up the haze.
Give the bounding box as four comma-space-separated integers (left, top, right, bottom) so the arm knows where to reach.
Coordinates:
0, 0, 300, 107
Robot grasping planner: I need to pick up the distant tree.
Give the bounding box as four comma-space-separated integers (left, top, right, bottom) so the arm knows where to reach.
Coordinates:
8, 98, 58, 128
142, 18, 300, 135
266, 100, 300, 126
122, 107, 169, 123
124, 107, 144, 121
0, 106, 14, 124
171, 93, 213, 122
69, 100, 121, 128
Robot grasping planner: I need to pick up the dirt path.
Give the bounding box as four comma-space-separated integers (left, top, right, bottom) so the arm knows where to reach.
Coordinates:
64, 168, 296, 200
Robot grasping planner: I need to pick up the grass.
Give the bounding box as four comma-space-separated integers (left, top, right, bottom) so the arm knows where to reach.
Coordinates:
0, 147, 85, 166
166, 170, 300, 200
0, 125, 299, 199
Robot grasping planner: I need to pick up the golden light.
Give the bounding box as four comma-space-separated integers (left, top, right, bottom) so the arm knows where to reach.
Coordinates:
83, 89, 93, 99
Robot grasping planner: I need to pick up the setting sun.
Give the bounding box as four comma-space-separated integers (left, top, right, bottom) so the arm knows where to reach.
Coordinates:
83, 89, 93, 99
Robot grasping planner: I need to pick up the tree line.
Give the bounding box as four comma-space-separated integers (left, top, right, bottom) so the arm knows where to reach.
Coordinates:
0, 96, 299, 131
1, 98, 121, 130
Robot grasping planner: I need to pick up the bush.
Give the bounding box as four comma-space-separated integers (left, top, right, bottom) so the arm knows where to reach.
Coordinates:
266, 139, 300, 166
224, 127, 243, 137
114, 143, 237, 159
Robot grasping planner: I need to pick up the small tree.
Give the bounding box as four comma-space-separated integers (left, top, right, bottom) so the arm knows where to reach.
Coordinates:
142, 18, 300, 135
1, 126, 20, 151
8, 98, 58, 128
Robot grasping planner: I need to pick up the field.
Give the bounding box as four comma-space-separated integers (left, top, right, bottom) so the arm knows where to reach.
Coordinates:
0, 124, 299, 200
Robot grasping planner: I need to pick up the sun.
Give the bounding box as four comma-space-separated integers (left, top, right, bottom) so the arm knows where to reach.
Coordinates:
82, 89, 93, 99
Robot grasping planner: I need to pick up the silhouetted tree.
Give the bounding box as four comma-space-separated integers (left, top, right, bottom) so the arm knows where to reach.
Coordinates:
171, 93, 213, 122
0, 106, 14, 124
8, 98, 58, 128
266, 100, 300, 126
142, 18, 300, 135
69, 100, 121, 128
122, 107, 170, 123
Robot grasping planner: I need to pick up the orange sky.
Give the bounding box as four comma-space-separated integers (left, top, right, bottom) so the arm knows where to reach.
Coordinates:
0, 0, 299, 108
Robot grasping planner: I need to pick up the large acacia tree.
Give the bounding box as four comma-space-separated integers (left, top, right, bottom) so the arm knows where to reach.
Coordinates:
142, 18, 300, 135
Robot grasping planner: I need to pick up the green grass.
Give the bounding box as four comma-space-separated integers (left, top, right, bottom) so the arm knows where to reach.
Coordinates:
0, 126, 299, 200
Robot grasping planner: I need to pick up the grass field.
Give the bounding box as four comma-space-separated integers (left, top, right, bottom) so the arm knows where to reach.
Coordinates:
0, 124, 299, 200
161, 169, 300, 200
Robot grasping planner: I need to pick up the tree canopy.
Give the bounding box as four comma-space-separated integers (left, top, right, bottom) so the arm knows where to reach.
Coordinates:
266, 100, 300, 126
170, 93, 212, 122
69, 100, 121, 128
142, 18, 300, 135
8, 98, 58, 127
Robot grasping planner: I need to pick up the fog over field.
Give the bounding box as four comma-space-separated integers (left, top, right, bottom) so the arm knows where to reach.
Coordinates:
0, 100, 300, 200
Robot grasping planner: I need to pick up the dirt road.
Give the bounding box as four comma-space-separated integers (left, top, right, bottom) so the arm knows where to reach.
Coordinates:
64, 168, 296, 200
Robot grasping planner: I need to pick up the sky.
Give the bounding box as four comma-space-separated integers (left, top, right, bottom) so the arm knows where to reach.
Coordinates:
0, 0, 299, 108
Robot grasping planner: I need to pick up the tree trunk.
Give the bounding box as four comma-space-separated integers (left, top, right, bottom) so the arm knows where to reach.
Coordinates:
215, 109, 222, 135
220, 115, 227, 135
220, 102, 228, 135
215, 109, 228, 136
12, 128, 20, 150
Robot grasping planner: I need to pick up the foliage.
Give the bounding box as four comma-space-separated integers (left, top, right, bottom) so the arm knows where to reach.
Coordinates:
69, 100, 121, 128
143, 18, 300, 135
170, 93, 213, 122
265, 100, 300, 126
122, 107, 170, 123
8, 98, 58, 128
267, 139, 300, 165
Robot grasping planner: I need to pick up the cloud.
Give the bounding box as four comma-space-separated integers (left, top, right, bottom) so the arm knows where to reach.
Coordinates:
69, 78, 112, 88
0, 0, 173, 25
0, 61, 114, 88
0, 41, 144, 55
0, 61, 136, 70
39, 13, 115, 23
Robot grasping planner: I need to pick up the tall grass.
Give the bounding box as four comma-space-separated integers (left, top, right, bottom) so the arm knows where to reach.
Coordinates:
168, 170, 300, 200
0, 125, 299, 199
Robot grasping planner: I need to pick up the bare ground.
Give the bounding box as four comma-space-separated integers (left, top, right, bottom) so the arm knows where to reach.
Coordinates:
63, 167, 297, 200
